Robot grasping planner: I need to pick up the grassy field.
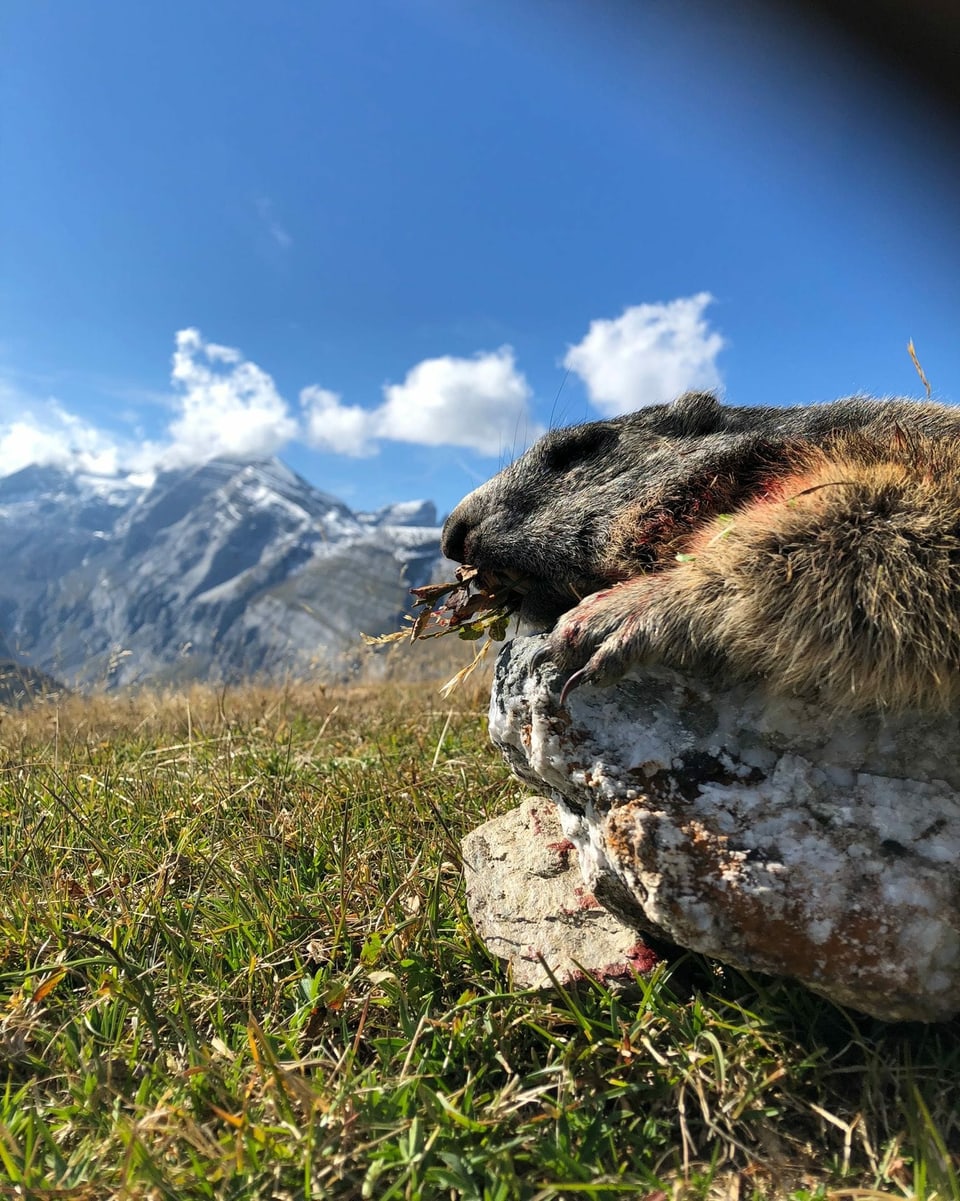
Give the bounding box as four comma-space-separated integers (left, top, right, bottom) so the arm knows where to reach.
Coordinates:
2, 672, 959, 1200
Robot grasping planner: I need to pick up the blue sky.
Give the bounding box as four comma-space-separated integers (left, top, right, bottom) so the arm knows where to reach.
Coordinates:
2, 1, 959, 517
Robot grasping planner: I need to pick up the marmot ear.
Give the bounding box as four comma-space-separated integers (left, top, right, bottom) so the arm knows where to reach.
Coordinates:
669, 391, 723, 435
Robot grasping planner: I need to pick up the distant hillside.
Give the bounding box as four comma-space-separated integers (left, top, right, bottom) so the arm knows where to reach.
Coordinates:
0, 458, 446, 690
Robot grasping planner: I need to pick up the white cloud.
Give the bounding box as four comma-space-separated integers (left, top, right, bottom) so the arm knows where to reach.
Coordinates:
0, 331, 302, 480
163, 328, 299, 467
300, 386, 377, 457
377, 349, 538, 453
300, 347, 540, 457
563, 293, 725, 415
0, 401, 125, 477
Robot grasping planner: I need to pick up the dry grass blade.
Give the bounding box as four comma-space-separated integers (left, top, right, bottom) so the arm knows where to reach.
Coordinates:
907, 338, 933, 399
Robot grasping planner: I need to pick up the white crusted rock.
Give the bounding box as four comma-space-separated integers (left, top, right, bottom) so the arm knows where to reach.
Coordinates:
487, 634, 960, 1022
461, 796, 659, 989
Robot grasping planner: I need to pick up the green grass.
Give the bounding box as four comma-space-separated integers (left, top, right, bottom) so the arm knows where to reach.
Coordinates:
1, 678, 959, 1199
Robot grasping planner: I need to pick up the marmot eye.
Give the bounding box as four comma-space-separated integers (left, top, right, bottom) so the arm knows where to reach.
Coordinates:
542, 426, 614, 473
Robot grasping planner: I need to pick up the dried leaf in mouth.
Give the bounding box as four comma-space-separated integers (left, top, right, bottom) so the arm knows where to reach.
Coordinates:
360, 564, 522, 648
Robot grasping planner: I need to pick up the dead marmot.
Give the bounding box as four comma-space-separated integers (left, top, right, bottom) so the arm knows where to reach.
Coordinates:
441, 391, 960, 712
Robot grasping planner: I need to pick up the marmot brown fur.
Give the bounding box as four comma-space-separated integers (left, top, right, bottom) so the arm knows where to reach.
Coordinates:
441, 391, 960, 712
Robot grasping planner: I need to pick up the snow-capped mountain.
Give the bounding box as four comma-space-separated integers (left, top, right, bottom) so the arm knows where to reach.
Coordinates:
0, 458, 445, 689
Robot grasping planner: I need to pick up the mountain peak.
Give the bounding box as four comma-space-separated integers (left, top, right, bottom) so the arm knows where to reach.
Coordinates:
358, 499, 438, 528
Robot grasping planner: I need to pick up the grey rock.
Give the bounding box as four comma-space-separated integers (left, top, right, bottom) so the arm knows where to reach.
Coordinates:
462, 796, 659, 990
488, 634, 960, 1022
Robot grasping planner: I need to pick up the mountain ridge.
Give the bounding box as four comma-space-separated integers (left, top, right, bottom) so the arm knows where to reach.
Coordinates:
0, 456, 445, 690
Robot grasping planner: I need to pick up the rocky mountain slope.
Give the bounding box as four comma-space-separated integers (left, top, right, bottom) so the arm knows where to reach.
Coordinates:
0, 458, 444, 689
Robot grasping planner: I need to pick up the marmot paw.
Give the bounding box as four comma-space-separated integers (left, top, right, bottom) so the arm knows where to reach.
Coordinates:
540, 580, 660, 704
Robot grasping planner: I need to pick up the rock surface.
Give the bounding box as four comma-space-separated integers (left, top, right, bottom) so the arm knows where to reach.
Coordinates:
462, 796, 659, 989
487, 634, 960, 1022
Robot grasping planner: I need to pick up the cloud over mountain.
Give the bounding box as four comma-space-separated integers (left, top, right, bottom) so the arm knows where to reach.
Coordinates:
0, 395, 128, 478
165, 328, 300, 467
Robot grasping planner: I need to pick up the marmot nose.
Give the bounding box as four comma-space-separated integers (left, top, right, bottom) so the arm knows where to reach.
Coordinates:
441, 511, 473, 562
